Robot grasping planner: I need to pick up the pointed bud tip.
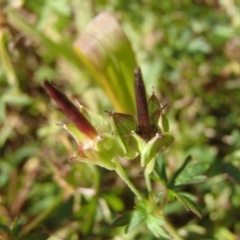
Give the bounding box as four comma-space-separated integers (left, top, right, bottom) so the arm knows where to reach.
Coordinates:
44, 80, 98, 139
134, 66, 141, 75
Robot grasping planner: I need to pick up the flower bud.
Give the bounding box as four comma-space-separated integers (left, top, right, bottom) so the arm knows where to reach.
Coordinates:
44, 81, 98, 139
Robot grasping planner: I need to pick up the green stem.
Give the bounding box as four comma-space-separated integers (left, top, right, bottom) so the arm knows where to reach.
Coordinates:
114, 157, 143, 200
144, 170, 152, 197
0, 31, 17, 85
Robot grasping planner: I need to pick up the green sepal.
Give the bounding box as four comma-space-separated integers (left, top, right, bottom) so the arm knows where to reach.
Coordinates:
76, 141, 116, 170
83, 134, 125, 170
111, 112, 137, 144
63, 123, 87, 144
148, 93, 160, 116
141, 133, 174, 167
150, 109, 162, 129
65, 131, 118, 170
161, 113, 169, 132
128, 132, 146, 154
78, 104, 109, 129
95, 133, 125, 159
145, 158, 156, 174
110, 112, 139, 159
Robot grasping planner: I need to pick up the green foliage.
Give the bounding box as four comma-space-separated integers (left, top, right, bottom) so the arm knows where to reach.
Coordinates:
112, 199, 170, 238
1, 0, 240, 239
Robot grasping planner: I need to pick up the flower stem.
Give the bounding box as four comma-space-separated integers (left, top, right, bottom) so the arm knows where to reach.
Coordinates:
114, 157, 143, 200
144, 170, 152, 198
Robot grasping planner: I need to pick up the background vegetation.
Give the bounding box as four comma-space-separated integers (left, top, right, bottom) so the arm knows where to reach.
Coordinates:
1, 0, 240, 239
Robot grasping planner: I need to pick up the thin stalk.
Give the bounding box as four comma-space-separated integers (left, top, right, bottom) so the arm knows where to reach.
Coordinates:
0, 31, 17, 85
114, 157, 143, 200
144, 170, 153, 199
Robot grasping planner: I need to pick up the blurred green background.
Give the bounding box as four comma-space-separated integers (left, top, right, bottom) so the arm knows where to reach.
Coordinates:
1, 0, 240, 239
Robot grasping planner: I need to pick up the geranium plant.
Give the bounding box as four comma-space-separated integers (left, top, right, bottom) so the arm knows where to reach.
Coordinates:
45, 66, 207, 239
44, 12, 208, 239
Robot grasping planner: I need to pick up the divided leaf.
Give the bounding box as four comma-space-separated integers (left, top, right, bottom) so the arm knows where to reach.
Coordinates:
168, 155, 192, 188
221, 163, 240, 185
146, 215, 171, 239
126, 210, 147, 233
111, 212, 132, 227
173, 163, 208, 187
112, 210, 146, 233
173, 191, 202, 218
169, 156, 208, 188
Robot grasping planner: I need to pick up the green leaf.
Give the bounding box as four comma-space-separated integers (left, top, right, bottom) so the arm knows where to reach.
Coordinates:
111, 212, 132, 227
168, 155, 192, 188
126, 210, 147, 233
155, 154, 168, 185
141, 133, 174, 167
146, 215, 171, 239
11, 218, 22, 237
73, 12, 137, 113
0, 30, 17, 84
111, 211, 147, 233
173, 191, 202, 218
2, 86, 32, 106
169, 156, 208, 188
187, 37, 212, 54
0, 224, 11, 239
221, 163, 240, 185
173, 163, 208, 187
7, 8, 79, 66
102, 194, 124, 212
